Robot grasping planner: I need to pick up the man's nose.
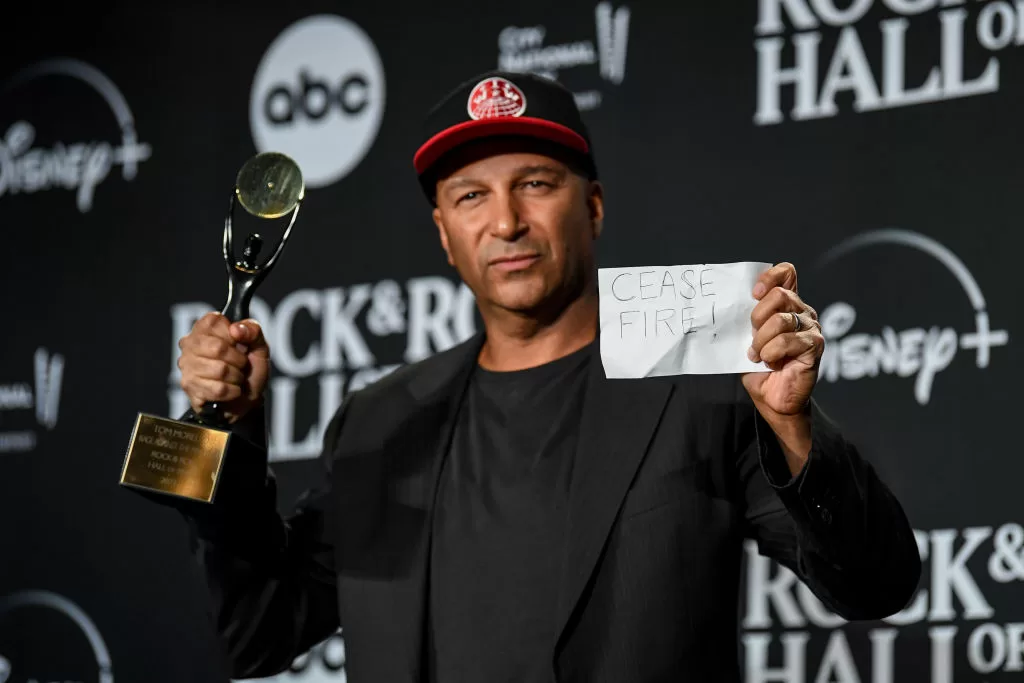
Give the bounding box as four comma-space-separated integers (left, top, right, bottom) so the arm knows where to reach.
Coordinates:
489, 192, 527, 240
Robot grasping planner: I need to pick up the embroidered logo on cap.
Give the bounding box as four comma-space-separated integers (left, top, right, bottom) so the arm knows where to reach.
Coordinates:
467, 77, 527, 120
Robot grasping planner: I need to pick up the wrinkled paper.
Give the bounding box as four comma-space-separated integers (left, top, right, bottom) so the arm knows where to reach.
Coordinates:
598, 262, 772, 378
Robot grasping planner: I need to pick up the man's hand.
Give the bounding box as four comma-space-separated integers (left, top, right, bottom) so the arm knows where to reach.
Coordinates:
177, 312, 270, 424
742, 262, 824, 469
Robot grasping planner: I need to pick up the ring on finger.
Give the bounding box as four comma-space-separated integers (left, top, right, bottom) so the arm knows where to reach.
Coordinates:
791, 311, 803, 332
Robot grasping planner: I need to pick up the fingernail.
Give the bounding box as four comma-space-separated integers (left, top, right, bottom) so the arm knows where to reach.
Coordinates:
747, 346, 757, 362
753, 283, 766, 298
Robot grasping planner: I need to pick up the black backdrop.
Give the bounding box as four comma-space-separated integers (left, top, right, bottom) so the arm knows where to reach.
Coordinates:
2, 1, 1023, 681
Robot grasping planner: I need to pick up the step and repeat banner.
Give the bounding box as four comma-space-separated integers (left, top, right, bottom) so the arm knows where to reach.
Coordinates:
1, 1, 1022, 681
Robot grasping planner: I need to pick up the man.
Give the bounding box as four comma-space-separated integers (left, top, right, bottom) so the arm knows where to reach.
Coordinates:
172, 72, 921, 682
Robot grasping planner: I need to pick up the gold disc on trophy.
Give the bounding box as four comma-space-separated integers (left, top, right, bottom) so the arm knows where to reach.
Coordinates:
235, 151, 305, 219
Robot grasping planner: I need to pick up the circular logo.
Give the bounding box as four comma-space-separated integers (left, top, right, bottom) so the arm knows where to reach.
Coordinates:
0, 590, 113, 683
250, 15, 386, 188
812, 229, 1008, 406
467, 77, 527, 120
1, 59, 152, 213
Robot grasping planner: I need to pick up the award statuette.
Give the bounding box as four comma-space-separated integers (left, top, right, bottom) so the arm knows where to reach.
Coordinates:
119, 151, 305, 503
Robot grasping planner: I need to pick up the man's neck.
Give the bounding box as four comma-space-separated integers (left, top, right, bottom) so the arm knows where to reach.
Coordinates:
477, 289, 598, 372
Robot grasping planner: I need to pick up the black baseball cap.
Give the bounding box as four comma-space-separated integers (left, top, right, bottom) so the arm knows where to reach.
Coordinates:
414, 71, 598, 197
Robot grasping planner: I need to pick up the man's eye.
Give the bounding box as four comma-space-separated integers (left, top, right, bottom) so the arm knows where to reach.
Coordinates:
524, 180, 549, 188
457, 192, 479, 204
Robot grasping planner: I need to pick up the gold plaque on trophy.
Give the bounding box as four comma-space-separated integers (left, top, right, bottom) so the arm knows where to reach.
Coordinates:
120, 414, 230, 502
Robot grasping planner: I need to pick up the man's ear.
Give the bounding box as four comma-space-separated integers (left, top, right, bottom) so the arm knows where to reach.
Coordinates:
433, 207, 455, 266
587, 180, 605, 238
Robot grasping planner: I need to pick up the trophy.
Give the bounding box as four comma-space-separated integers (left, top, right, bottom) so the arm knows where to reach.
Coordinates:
119, 151, 305, 503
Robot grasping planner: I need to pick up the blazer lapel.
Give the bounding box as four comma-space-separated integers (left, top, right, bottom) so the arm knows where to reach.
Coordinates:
335, 333, 482, 683
554, 343, 673, 650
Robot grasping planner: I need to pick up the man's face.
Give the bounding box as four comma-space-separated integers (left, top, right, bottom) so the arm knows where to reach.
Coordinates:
432, 140, 604, 317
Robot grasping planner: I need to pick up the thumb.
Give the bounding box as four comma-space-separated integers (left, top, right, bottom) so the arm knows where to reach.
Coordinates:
230, 320, 268, 354
741, 371, 767, 399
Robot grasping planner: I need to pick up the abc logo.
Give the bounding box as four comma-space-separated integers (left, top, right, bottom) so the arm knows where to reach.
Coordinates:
250, 15, 385, 188
263, 72, 371, 123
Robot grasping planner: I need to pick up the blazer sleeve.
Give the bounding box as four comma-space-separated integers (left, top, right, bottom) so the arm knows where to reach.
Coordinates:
735, 386, 922, 621
168, 398, 352, 679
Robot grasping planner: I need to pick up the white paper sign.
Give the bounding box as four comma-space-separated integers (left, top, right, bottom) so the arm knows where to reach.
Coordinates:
598, 262, 772, 378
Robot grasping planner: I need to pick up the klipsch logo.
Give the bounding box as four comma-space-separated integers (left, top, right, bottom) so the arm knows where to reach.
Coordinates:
754, 0, 1024, 125
815, 229, 1008, 405
0, 590, 113, 683
250, 15, 386, 188
0, 59, 151, 212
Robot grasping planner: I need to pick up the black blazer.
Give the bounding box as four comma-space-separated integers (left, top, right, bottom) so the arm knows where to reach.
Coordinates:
179, 334, 921, 683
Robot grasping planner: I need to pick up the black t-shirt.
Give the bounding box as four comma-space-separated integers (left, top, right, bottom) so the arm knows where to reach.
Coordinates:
428, 342, 593, 683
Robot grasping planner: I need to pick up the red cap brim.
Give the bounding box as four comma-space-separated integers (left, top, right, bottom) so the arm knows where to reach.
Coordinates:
413, 117, 590, 175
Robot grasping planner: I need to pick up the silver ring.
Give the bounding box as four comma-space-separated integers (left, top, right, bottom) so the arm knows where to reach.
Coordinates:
792, 312, 803, 332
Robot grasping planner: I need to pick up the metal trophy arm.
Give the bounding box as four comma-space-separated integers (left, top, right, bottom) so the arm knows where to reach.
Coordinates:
196, 151, 305, 428
218, 192, 302, 322
221, 190, 300, 282
257, 199, 300, 273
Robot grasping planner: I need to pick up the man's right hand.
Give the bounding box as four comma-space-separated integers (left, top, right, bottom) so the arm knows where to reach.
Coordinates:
177, 312, 270, 424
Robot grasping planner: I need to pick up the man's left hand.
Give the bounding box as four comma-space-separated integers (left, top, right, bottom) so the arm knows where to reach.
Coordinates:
742, 262, 824, 418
